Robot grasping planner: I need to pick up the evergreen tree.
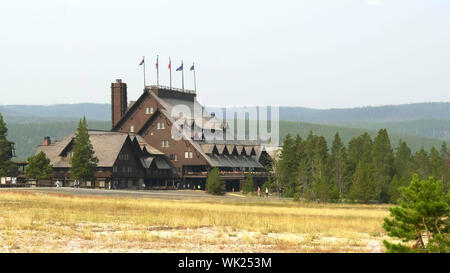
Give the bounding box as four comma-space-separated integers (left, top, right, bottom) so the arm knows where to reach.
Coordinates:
429, 147, 444, 180
70, 117, 98, 183
242, 172, 255, 194
412, 148, 429, 179
440, 141, 449, 190
330, 132, 346, 197
0, 114, 16, 177
345, 133, 373, 197
394, 140, 412, 181
278, 133, 301, 197
440, 141, 448, 163
383, 174, 450, 253
25, 151, 53, 181
206, 168, 225, 195
312, 136, 328, 181
372, 129, 394, 202
349, 161, 376, 203
388, 175, 401, 203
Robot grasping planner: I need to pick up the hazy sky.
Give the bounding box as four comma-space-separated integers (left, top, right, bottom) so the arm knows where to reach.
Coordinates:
1, 0, 449, 109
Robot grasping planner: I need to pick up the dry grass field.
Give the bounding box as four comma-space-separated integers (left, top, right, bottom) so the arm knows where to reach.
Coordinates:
0, 189, 392, 253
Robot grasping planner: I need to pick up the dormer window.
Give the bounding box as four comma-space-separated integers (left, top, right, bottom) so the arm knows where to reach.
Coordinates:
161, 140, 169, 147
157, 122, 165, 129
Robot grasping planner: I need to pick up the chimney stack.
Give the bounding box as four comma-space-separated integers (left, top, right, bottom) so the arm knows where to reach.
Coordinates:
42, 136, 51, 146
111, 79, 128, 129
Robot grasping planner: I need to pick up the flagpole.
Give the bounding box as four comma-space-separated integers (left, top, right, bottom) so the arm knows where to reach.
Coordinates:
169, 57, 172, 90
156, 55, 159, 87
181, 60, 184, 91
143, 56, 146, 89
193, 62, 196, 92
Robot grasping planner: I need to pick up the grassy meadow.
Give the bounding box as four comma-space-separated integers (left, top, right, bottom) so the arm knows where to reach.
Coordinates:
0, 190, 393, 253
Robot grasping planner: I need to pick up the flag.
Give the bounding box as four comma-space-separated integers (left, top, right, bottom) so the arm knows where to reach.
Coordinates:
190, 64, 195, 71
176, 63, 183, 71
139, 57, 144, 66
156, 57, 159, 69
168, 60, 171, 69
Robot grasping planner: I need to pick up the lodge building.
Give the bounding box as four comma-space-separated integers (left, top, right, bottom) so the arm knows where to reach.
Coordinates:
36, 131, 177, 189
35, 80, 271, 191
110, 79, 270, 191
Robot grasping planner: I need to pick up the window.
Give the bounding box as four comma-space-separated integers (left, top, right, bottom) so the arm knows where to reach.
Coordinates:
113, 166, 118, 173
127, 167, 132, 173
161, 122, 165, 129
184, 151, 193, 159
157, 122, 165, 129
161, 140, 169, 147
130, 125, 134, 132
157, 123, 160, 129
145, 107, 153, 114
170, 154, 178, 161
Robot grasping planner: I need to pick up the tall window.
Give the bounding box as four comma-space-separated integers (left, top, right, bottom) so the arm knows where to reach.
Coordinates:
145, 107, 154, 114
157, 122, 165, 129
130, 125, 134, 132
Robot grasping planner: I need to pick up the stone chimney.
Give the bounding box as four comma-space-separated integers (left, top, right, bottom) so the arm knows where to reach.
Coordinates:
111, 79, 128, 129
42, 136, 51, 146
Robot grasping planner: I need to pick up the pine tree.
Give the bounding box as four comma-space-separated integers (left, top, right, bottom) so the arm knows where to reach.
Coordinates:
440, 141, 448, 163
330, 132, 346, 197
440, 141, 449, 190
312, 136, 328, 181
429, 147, 444, 180
394, 140, 412, 181
349, 161, 376, 203
70, 117, 98, 183
0, 114, 16, 177
25, 151, 53, 181
242, 172, 255, 194
345, 133, 373, 197
278, 134, 298, 196
388, 175, 402, 203
412, 148, 429, 179
206, 167, 225, 195
383, 174, 450, 253
372, 129, 394, 202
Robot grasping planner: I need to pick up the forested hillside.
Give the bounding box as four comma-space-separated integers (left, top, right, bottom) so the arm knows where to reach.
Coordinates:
278, 102, 450, 123
8, 121, 110, 161
2, 102, 450, 124
273, 130, 450, 203
279, 120, 449, 153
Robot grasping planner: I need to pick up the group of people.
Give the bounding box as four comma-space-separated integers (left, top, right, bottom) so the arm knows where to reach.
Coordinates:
257, 186, 284, 199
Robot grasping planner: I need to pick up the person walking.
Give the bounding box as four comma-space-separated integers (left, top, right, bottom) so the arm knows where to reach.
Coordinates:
257, 186, 261, 197
279, 187, 283, 200
265, 187, 269, 198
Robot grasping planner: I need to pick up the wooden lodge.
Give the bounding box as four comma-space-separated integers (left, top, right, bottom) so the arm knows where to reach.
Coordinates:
110, 79, 271, 191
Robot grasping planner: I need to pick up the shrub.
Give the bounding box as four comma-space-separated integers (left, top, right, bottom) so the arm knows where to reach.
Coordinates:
242, 172, 254, 194
206, 168, 225, 195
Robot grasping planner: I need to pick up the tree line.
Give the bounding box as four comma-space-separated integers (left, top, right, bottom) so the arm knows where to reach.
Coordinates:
270, 129, 450, 203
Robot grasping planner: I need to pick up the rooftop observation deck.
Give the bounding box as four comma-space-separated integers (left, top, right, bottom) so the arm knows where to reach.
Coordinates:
145, 85, 196, 95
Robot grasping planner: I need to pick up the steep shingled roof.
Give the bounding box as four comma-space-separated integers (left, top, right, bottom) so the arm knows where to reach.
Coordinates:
36, 131, 155, 168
